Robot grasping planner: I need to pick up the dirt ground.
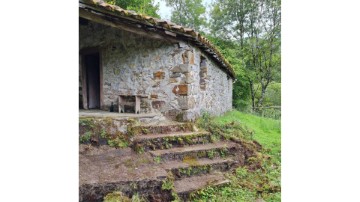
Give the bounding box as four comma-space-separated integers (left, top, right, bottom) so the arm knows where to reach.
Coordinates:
79, 144, 168, 185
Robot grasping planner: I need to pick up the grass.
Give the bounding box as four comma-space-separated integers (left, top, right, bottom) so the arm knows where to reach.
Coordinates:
153, 156, 161, 164
192, 110, 281, 202
214, 110, 281, 159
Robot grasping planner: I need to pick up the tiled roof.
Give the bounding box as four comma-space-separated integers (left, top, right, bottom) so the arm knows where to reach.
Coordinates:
79, 0, 235, 78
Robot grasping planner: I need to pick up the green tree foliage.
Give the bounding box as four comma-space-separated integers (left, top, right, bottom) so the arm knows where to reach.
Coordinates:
263, 82, 281, 107
165, 0, 206, 32
253, 82, 281, 119
210, 0, 281, 111
105, 0, 160, 18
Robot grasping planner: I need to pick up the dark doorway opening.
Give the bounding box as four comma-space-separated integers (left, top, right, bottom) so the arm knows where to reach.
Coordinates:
84, 52, 100, 109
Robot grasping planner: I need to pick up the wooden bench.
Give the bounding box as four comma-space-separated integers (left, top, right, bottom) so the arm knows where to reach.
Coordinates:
118, 94, 147, 114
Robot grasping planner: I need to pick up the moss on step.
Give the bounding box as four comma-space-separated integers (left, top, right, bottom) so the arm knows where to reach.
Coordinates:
103, 191, 147, 202
158, 146, 235, 161
183, 156, 199, 166
161, 172, 181, 202
103, 191, 131, 202
134, 132, 214, 152
171, 159, 235, 180
79, 117, 136, 149
177, 165, 212, 178
131, 122, 195, 135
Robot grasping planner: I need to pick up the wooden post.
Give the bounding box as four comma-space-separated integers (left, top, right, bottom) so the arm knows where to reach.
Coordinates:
118, 96, 123, 113
99, 49, 104, 110
135, 96, 141, 114
80, 55, 88, 109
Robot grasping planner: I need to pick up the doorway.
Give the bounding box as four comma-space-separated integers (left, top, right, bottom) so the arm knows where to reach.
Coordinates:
83, 52, 100, 109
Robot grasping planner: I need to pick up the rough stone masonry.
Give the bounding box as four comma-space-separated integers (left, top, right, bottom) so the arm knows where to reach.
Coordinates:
80, 21, 233, 121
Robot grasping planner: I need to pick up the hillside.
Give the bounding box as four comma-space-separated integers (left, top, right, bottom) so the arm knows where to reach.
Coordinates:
192, 110, 281, 201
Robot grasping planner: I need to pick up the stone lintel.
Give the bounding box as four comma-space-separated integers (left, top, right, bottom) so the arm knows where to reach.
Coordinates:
171, 64, 192, 73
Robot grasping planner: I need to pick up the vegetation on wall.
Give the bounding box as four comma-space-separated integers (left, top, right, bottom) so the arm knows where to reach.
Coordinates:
105, 0, 160, 18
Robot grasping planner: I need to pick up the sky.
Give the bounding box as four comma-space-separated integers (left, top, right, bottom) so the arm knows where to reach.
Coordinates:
154, 0, 215, 20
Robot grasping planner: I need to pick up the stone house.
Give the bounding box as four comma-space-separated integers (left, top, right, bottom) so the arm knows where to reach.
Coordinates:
79, 0, 235, 121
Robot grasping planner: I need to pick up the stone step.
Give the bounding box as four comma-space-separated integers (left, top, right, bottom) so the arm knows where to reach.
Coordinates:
130, 122, 195, 135
149, 141, 239, 161
174, 173, 230, 200
163, 158, 236, 180
133, 131, 214, 151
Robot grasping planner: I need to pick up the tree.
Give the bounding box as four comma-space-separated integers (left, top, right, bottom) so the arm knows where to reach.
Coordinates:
210, 0, 281, 111
165, 0, 206, 32
105, 0, 160, 18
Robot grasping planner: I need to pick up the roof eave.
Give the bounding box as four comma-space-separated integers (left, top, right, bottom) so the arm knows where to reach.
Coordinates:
79, 0, 236, 78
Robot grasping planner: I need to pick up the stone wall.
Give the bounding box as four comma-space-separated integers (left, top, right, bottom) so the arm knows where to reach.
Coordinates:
80, 20, 232, 120
173, 46, 233, 121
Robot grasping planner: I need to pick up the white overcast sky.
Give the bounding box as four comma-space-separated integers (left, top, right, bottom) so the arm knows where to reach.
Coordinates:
154, 0, 215, 20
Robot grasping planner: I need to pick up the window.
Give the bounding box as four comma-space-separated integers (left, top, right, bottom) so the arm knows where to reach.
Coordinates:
199, 56, 207, 90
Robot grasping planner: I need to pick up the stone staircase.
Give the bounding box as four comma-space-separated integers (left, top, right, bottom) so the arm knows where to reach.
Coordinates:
131, 122, 242, 201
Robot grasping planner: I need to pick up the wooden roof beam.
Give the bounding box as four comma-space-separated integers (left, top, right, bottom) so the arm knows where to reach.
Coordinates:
79, 8, 179, 44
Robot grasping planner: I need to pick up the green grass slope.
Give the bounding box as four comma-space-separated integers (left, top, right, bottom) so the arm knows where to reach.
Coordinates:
192, 110, 281, 202
214, 110, 281, 159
